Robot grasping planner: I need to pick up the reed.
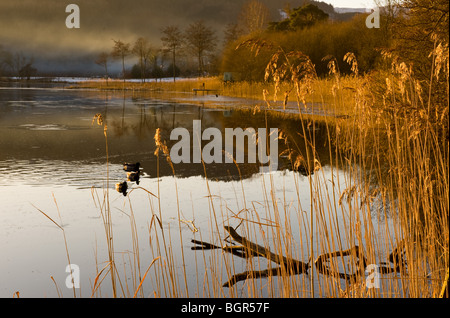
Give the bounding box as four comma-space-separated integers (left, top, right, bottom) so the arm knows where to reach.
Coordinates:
43, 38, 448, 299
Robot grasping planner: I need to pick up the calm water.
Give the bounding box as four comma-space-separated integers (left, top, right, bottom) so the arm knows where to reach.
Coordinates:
0, 85, 398, 298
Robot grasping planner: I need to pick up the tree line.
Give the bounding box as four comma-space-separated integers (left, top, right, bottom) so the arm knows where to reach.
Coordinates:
220, 0, 449, 83
0, 47, 37, 80
96, 20, 218, 83
97, 0, 291, 82
1, 0, 447, 85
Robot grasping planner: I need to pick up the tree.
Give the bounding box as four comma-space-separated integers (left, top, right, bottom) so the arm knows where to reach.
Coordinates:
132, 37, 154, 83
390, 0, 448, 77
238, 0, 271, 34
166, 63, 180, 78
0, 45, 13, 76
161, 26, 184, 82
111, 39, 131, 82
19, 62, 37, 80
388, 0, 449, 106
268, 4, 328, 31
6, 52, 35, 79
290, 4, 328, 29
220, 39, 270, 81
223, 23, 243, 46
95, 52, 110, 83
184, 21, 217, 76
151, 52, 165, 81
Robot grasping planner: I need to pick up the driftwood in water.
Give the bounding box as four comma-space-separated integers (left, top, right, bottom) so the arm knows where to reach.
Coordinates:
381, 239, 408, 274
191, 238, 260, 259
224, 226, 309, 272
222, 226, 309, 288
191, 226, 407, 289
312, 240, 407, 283
312, 246, 367, 283
191, 226, 310, 288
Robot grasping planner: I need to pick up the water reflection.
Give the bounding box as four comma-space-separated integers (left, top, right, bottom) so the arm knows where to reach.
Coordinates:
115, 181, 128, 196
3, 86, 382, 298
0, 87, 333, 185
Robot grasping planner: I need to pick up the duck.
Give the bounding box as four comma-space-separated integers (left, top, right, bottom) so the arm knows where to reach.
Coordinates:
115, 181, 128, 196
123, 162, 140, 172
295, 165, 314, 176
127, 171, 140, 184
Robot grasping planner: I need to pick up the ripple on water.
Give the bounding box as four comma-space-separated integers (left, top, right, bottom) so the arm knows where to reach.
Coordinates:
0, 159, 129, 189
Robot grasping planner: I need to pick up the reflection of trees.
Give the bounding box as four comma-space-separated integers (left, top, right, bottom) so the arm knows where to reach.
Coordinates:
110, 94, 130, 137
102, 91, 335, 181
106, 98, 333, 181
208, 110, 333, 174
2, 87, 333, 182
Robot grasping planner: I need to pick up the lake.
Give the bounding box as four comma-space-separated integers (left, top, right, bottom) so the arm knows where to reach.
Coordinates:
0, 83, 401, 298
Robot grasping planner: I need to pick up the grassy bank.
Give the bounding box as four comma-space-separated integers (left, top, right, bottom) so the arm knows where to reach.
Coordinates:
72, 75, 360, 118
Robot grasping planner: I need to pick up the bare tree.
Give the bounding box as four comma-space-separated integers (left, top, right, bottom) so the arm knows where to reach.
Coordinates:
184, 21, 217, 77
223, 23, 243, 46
11, 52, 26, 78
161, 25, 184, 82
111, 39, 131, 82
0, 49, 38, 79
95, 52, 110, 84
132, 37, 155, 83
238, 0, 271, 35
6, 52, 35, 80
0, 45, 13, 76
19, 61, 37, 80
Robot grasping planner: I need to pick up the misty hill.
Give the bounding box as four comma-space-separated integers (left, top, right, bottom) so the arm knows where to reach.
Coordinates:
0, 0, 368, 76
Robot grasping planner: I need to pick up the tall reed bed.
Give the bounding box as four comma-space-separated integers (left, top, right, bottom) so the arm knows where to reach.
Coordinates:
246, 39, 449, 297
59, 39, 448, 298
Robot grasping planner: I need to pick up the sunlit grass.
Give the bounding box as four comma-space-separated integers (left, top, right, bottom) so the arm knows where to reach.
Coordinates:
72, 75, 358, 118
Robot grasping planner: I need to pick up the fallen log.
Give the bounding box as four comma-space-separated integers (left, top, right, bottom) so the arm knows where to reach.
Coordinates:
191, 238, 260, 258
224, 226, 309, 273
312, 246, 366, 283
221, 226, 309, 287
191, 226, 407, 291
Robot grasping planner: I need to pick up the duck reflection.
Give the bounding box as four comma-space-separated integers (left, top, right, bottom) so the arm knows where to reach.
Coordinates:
115, 181, 128, 196
127, 171, 140, 185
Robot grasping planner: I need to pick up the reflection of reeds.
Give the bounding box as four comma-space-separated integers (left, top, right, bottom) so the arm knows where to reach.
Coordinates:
33, 197, 77, 297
